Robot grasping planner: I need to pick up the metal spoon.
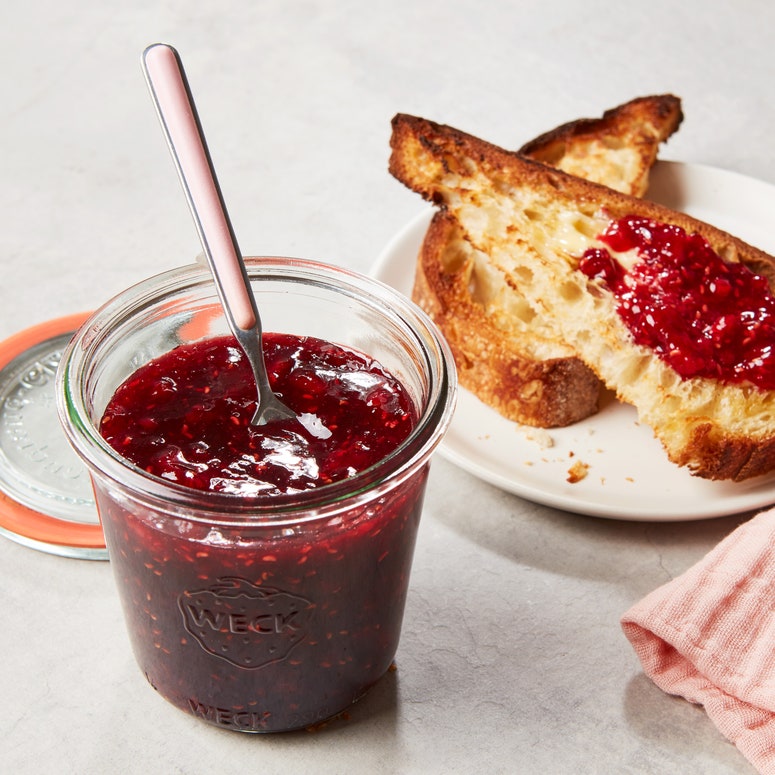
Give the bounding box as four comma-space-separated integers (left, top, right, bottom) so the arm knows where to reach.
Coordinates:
141, 42, 296, 426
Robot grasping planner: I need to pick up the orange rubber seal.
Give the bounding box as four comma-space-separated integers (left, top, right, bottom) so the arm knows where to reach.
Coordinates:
0, 312, 105, 550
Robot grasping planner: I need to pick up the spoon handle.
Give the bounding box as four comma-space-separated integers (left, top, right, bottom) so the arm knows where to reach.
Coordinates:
142, 43, 257, 331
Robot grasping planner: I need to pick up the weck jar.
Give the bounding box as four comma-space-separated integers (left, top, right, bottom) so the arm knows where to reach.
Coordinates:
57, 257, 456, 732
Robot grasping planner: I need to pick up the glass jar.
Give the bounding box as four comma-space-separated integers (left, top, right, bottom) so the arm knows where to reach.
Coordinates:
57, 257, 455, 733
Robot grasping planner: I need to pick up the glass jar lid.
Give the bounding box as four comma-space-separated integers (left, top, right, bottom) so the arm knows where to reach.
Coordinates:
0, 313, 107, 560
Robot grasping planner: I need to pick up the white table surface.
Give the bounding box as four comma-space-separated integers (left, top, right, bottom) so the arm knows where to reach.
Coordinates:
2, 1, 773, 772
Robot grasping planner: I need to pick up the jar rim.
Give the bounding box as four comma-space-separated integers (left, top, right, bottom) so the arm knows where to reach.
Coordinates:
57, 257, 456, 526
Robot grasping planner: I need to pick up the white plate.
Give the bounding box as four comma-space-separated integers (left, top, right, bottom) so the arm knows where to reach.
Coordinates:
372, 161, 775, 521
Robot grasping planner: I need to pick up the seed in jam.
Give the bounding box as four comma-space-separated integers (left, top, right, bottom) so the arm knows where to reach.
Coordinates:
578, 215, 775, 389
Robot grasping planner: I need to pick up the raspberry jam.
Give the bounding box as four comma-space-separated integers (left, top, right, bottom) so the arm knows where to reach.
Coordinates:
578, 215, 775, 388
99, 333, 417, 494
96, 333, 427, 732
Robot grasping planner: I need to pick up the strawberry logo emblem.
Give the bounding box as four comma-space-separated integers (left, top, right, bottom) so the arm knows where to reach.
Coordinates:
178, 577, 312, 669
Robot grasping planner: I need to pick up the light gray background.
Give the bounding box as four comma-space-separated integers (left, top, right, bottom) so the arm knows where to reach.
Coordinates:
2, 2, 772, 772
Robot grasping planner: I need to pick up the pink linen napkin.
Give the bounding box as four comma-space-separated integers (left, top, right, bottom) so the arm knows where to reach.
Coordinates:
621, 507, 775, 774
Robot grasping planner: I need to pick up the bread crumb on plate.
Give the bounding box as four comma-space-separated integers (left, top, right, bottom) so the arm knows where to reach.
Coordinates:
566, 460, 590, 483
521, 427, 554, 449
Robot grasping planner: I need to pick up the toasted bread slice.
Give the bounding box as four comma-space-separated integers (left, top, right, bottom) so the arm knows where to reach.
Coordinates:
390, 113, 775, 481
412, 96, 683, 427
518, 94, 683, 197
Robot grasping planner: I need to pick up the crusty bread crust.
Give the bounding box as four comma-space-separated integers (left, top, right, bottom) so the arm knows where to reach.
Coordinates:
390, 113, 775, 481
411, 95, 683, 427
